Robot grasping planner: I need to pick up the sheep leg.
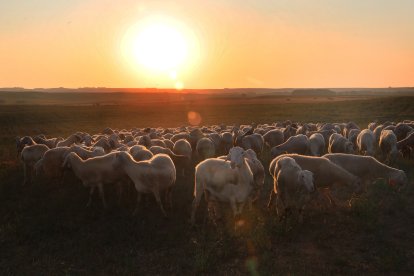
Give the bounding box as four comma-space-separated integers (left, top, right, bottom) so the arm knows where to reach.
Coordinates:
23, 163, 30, 185
298, 209, 304, 224
86, 187, 95, 208
191, 179, 204, 226
267, 191, 275, 209
132, 193, 142, 216
153, 190, 167, 217
98, 183, 107, 209
166, 187, 173, 210
229, 198, 238, 218
116, 181, 124, 205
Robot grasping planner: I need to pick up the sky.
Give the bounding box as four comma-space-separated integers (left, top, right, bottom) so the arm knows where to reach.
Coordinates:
0, 0, 413, 89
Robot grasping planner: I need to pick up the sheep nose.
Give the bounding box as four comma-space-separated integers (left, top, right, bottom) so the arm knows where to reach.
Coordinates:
230, 162, 236, 169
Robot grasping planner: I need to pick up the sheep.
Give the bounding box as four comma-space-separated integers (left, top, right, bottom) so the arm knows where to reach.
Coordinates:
296, 124, 310, 135
343, 122, 360, 138
267, 157, 314, 223
173, 139, 192, 160
189, 128, 205, 150
149, 146, 191, 176
270, 134, 309, 159
270, 154, 362, 204
218, 149, 265, 204
118, 152, 176, 217
20, 144, 49, 185
263, 129, 284, 148
196, 137, 216, 161
373, 125, 385, 144
163, 139, 175, 151
397, 132, 414, 158
207, 133, 222, 153
379, 130, 400, 164
357, 129, 375, 156
220, 132, 233, 154
170, 132, 191, 144
368, 122, 378, 131
92, 137, 112, 153
307, 129, 336, 148
16, 136, 36, 157
69, 145, 105, 160
56, 133, 82, 147
150, 139, 167, 148
309, 133, 325, 156
191, 147, 255, 226
323, 153, 408, 190
62, 152, 128, 209
394, 123, 413, 141
34, 146, 70, 184
282, 125, 297, 141
33, 135, 60, 149
129, 145, 153, 161
328, 133, 354, 154
234, 133, 264, 155
347, 129, 361, 150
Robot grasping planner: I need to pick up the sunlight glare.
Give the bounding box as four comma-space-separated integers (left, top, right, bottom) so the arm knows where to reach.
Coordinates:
122, 15, 196, 76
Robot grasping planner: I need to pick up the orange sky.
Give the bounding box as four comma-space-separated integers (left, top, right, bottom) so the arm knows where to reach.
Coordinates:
0, 0, 413, 89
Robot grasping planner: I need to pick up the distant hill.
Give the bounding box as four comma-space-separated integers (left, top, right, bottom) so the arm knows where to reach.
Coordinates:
291, 89, 336, 96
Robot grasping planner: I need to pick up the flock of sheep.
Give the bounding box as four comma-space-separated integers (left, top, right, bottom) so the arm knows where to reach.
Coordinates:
16, 119, 414, 226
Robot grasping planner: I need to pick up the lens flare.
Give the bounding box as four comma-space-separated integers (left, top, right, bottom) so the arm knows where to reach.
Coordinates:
187, 111, 201, 125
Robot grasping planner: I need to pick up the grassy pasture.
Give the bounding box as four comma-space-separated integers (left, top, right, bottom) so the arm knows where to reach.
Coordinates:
0, 94, 414, 274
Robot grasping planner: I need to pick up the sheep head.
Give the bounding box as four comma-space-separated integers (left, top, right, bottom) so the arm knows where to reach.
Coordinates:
227, 146, 246, 169
389, 170, 408, 191
298, 170, 315, 193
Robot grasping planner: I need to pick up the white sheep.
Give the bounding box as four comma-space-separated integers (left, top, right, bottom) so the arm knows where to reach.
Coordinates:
34, 146, 70, 184
234, 133, 264, 156
196, 137, 216, 161
270, 134, 310, 159
173, 139, 192, 160
191, 147, 254, 226
16, 136, 36, 157
357, 129, 375, 156
379, 130, 400, 164
150, 146, 191, 176
268, 156, 314, 223
270, 154, 362, 205
118, 152, 176, 217
69, 145, 105, 160
129, 145, 154, 161
309, 133, 325, 156
56, 133, 82, 147
323, 153, 408, 190
62, 151, 128, 209
20, 144, 49, 185
397, 132, 414, 158
328, 133, 354, 154
263, 129, 284, 148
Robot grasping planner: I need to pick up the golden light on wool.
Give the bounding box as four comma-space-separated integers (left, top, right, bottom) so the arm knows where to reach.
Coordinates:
121, 15, 199, 77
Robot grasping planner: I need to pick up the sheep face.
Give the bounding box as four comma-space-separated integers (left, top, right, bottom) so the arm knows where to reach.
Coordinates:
352, 177, 363, 195
227, 147, 245, 169
299, 170, 314, 193
345, 142, 354, 154
389, 170, 408, 191
62, 152, 76, 169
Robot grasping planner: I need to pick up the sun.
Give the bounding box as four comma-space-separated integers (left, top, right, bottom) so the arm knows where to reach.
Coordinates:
122, 16, 192, 73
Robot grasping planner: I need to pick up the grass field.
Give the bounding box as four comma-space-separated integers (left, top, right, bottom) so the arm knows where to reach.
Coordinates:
1, 93, 414, 274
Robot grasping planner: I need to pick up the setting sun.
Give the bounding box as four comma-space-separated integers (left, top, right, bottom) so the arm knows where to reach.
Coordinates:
121, 15, 195, 80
